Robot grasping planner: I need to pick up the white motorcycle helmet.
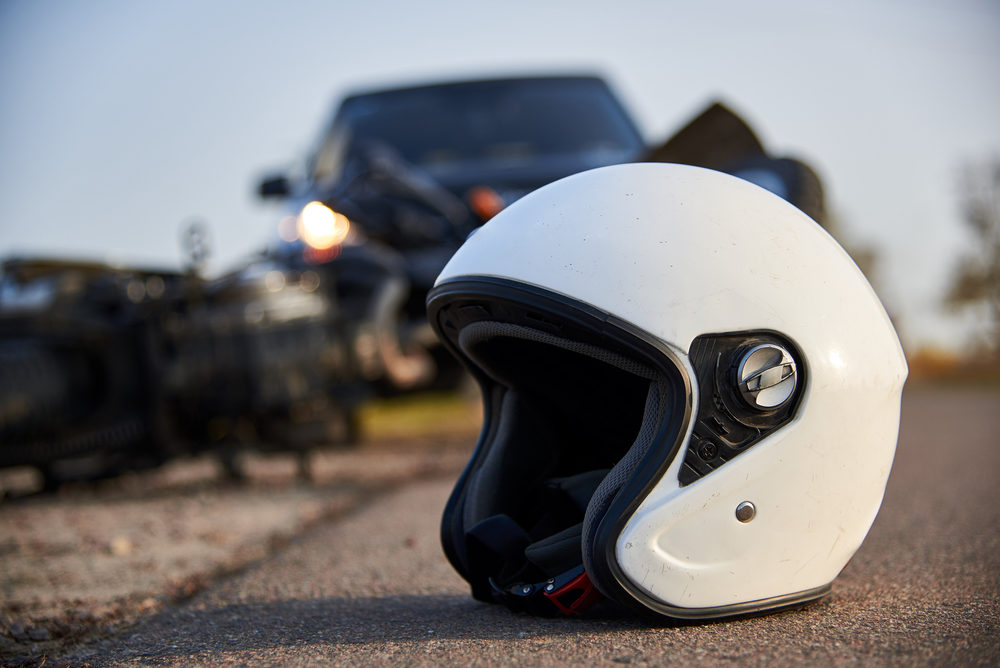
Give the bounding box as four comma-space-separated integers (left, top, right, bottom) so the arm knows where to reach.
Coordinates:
428, 163, 907, 620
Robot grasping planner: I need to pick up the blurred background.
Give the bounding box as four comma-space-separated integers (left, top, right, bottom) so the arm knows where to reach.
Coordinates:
2, 0, 997, 355
2, 4, 1000, 655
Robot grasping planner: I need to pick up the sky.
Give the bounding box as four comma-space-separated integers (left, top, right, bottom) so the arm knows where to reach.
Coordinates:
1, 0, 998, 352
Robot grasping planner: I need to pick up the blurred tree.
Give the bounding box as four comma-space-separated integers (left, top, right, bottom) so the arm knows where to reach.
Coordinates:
946, 158, 1000, 353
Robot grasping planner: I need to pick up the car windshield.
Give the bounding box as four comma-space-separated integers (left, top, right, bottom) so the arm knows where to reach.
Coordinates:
310, 78, 643, 185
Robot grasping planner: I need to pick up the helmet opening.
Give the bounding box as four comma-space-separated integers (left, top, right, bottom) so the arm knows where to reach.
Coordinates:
455, 320, 672, 590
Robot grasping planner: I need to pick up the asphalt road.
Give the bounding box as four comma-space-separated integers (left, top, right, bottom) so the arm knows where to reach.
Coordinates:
12, 385, 1000, 666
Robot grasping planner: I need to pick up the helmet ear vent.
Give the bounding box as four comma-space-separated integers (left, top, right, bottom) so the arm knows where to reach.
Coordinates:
678, 332, 805, 487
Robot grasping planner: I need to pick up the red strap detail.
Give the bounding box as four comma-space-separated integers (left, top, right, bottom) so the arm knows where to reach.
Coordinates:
543, 570, 602, 615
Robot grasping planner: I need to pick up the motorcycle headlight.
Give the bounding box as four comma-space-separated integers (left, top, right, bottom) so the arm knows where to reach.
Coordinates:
297, 201, 351, 250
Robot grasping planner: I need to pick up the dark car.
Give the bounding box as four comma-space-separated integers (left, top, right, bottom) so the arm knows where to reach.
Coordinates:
256, 75, 646, 396
263, 75, 645, 211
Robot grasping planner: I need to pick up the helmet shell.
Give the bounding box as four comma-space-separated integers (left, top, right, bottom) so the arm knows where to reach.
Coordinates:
435, 163, 906, 614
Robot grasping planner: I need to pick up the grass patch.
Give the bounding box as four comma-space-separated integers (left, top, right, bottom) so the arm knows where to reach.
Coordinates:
360, 391, 482, 441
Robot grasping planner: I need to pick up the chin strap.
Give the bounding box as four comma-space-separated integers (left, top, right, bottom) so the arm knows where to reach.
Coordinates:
465, 511, 605, 616
489, 564, 603, 616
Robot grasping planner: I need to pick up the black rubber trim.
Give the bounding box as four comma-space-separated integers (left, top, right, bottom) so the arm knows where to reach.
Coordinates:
626, 584, 832, 621
427, 277, 693, 614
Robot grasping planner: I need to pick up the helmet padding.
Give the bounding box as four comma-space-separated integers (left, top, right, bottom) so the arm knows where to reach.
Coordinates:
453, 321, 675, 600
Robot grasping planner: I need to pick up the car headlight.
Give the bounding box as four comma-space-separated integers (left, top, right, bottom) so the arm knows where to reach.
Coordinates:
297, 201, 351, 250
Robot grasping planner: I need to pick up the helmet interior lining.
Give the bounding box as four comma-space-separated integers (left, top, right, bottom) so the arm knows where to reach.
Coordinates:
457, 321, 672, 587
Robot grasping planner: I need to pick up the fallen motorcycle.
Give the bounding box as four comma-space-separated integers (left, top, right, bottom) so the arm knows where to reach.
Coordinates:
0, 249, 364, 487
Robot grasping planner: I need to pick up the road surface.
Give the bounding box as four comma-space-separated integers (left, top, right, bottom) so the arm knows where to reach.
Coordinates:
3, 385, 998, 666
